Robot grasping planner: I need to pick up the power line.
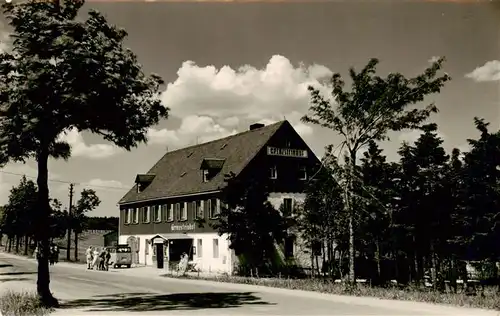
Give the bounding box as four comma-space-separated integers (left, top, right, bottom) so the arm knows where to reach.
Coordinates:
0, 170, 129, 191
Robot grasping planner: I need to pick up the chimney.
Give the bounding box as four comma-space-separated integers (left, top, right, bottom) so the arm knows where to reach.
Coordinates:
249, 123, 265, 131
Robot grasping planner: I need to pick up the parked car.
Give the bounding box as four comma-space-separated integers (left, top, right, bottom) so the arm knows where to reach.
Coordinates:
107, 244, 132, 268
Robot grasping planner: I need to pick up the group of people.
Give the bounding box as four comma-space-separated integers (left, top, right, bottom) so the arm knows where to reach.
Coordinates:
85, 246, 111, 271
33, 243, 60, 265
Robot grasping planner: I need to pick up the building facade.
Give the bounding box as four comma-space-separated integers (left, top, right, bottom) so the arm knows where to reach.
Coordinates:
117, 121, 321, 274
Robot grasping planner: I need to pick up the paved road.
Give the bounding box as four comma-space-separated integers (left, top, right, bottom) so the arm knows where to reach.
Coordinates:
0, 253, 497, 316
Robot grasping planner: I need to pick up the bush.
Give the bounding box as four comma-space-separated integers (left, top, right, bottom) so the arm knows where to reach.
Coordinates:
0, 290, 52, 316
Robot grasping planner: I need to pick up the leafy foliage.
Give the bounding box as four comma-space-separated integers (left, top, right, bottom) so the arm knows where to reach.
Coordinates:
0, 0, 168, 306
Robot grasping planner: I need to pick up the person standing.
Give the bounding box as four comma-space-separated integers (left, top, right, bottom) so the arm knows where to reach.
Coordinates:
104, 249, 111, 271
92, 247, 101, 270
85, 246, 93, 270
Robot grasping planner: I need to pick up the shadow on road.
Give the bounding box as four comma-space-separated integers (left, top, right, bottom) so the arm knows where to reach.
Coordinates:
0, 264, 13, 268
61, 291, 274, 312
0, 271, 37, 276
0, 277, 32, 282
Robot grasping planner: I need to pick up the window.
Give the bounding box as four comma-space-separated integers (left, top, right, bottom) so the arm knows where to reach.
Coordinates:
187, 202, 196, 220
205, 198, 219, 219
197, 239, 203, 258
124, 209, 132, 224
142, 206, 150, 223
161, 204, 171, 222
284, 236, 294, 259
270, 165, 277, 179
299, 166, 307, 180
132, 208, 139, 224
283, 198, 293, 217
153, 205, 161, 222
181, 203, 187, 221
167, 204, 174, 222
213, 239, 219, 258
174, 203, 181, 221
202, 169, 209, 182
196, 201, 203, 219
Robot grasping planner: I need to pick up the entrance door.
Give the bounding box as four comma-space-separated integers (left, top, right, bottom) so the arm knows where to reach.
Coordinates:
156, 244, 164, 269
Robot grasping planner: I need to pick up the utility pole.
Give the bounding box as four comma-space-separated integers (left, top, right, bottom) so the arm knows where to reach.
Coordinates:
66, 183, 74, 261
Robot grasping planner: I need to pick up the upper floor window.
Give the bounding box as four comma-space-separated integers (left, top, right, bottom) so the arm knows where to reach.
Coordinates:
142, 206, 150, 223
196, 201, 203, 219
153, 205, 161, 222
161, 204, 167, 222
132, 208, 139, 224
124, 209, 132, 224
174, 203, 181, 221
205, 198, 219, 219
299, 166, 307, 180
270, 165, 278, 179
180, 203, 187, 221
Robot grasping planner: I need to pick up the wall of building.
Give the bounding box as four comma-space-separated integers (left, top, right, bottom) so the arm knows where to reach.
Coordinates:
119, 232, 233, 274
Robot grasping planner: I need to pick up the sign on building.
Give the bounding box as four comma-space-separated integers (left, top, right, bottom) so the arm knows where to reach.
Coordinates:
267, 146, 308, 158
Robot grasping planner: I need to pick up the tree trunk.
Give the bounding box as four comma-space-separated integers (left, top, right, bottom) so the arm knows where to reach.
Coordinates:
66, 226, 71, 261
375, 239, 381, 282
36, 146, 59, 308
430, 242, 437, 291
347, 150, 357, 286
74, 232, 79, 262
7, 237, 12, 252
24, 235, 29, 256
15, 235, 20, 253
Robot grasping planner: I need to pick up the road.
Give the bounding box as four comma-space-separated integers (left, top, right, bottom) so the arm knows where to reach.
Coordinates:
0, 253, 497, 316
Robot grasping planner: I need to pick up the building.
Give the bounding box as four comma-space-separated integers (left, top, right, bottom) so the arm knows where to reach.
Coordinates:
117, 120, 321, 274
103, 231, 118, 247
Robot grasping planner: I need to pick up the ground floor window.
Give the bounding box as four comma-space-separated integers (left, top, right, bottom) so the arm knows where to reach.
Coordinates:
197, 239, 203, 258
213, 239, 219, 258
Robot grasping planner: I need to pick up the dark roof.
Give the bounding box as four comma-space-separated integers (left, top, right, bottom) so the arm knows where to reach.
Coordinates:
135, 174, 156, 183
118, 121, 287, 205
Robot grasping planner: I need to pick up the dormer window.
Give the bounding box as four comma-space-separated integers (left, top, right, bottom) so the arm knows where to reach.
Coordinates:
270, 165, 278, 179
202, 169, 209, 182
135, 174, 156, 193
200, 158, 225, 182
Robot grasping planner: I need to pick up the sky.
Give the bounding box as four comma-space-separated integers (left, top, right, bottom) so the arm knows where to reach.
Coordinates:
0, 0, 498, 217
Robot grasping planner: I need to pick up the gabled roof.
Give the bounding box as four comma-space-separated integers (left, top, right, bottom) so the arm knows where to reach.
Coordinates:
118, 121, 287, 205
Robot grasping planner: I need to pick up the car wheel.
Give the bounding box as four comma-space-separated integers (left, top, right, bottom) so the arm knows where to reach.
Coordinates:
126, 264, 131, 268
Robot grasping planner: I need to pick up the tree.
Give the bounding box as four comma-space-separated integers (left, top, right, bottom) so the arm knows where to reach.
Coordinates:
72, 189, 100, 261
3, 176, 38, 254
358, 141, 397, 284
213, 172, 285, 276
0, 0, 168, 306
299, 155, 345, 277
302, 58, 450, 285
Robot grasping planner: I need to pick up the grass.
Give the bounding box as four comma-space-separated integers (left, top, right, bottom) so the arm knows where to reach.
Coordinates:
165, 273, 500, 311
0, 290, 53, 316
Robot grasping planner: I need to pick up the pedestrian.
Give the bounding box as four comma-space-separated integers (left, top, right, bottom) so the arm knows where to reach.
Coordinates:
92, 247, 100, 270
98, 249, 106, 270
54, 245, 59, 264
105, 249, 111, 271
49, 243, 55, 266
85, 246, 93, 270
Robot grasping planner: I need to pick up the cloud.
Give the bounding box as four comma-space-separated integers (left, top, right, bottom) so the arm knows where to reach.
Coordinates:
398, 129, 446, 145
147, 115, 238, 147
152, 55, 332, 148
57, 128, 121, 159
465, 60, 500, 82
86, 179, 125, 188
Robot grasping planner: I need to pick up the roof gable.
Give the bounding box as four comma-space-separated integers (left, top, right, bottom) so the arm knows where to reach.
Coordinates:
119, 121, 287, 205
